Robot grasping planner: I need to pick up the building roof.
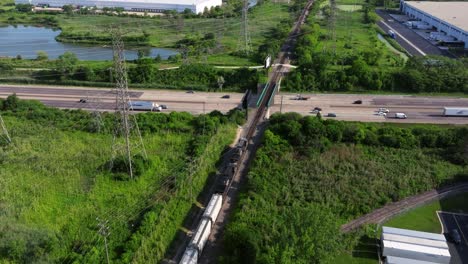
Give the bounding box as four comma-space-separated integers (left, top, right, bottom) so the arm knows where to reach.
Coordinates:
386, 255, 442, 264
382, 233, 448, 249
404, 1, 468, 32
383, 240, 451, 257
382, 227, 446, 241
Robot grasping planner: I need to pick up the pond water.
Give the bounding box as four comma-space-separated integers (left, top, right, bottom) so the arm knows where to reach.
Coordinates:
0, 25, 178, 61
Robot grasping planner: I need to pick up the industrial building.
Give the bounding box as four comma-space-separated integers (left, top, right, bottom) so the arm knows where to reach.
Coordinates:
400, 1, 468, 48
14, 0, 222, 14
381, 226, 451, 264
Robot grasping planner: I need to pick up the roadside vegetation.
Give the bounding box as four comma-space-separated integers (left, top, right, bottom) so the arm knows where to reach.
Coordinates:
0, 54, 265, 91
0, 95, 244, 263
221, 113, 468, 263
284, 0, 468, 93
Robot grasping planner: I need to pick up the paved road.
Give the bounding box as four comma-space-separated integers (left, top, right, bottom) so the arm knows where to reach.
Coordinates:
0, 84, 244, 114
376, 9, 447, 57
438, 212, 468, 264
341, 183, 468, 233
271, 93, 468, 124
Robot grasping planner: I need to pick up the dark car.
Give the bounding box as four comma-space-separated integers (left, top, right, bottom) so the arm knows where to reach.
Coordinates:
186, 90, 195, 94
78, 98, 87, 103
449, 229, 461, 244
221, 95, 230, 99
353, 100, 362, 104
327, 113, 337, 117
313, 107, 322, 111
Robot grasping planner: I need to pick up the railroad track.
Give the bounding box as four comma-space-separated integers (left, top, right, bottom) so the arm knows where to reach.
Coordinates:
341, 182, 468, 233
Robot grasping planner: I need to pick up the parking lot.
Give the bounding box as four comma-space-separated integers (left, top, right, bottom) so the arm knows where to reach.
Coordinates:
438, 212, 468, 264
375, 9, 450, 57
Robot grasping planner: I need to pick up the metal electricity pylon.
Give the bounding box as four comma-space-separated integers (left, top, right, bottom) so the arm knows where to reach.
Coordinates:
237, 0, 252, 55
109, 28, 147, 179
328, 0, 337, 55
0, 114, 11, 144
96, 218, 110, 264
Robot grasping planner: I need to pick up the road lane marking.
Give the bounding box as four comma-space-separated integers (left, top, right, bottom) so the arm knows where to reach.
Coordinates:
380, 20, 427, 56
437, 211, 446, 234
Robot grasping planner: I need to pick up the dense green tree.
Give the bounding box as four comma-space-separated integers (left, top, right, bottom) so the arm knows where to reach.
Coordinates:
55, 52, 78, 79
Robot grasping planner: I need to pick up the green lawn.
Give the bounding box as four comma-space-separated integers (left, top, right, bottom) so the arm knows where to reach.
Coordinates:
384, 193, 468, 233
332, 252, 378, 264
0, 0, 14, 11
57, 2, 289, 50
313, 0, 403, 68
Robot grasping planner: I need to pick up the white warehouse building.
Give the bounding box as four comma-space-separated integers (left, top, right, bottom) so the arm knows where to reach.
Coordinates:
14, 0, 222, 14
400, 1, 468, 48
381, 226, 451, 264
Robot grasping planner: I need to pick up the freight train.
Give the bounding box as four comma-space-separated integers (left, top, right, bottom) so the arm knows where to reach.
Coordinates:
179, 137, 248, 264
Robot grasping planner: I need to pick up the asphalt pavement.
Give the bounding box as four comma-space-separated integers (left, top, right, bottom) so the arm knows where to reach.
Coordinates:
438, 212, 468, 264
375, 9, 448, 57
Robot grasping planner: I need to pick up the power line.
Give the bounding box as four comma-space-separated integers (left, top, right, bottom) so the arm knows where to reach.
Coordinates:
0, 114, 11, 144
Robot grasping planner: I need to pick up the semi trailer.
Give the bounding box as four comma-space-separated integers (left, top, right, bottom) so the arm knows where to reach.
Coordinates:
128, 101, 162, 112
443, 107, 468, 117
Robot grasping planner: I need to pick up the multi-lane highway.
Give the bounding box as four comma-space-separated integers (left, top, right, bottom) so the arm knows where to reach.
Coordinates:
1, 85, 467, 124
0, 84, 244, 114
270, 93, 468, 124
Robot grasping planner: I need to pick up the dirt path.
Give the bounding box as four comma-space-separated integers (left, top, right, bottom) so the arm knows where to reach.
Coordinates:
341, 182, 468, 233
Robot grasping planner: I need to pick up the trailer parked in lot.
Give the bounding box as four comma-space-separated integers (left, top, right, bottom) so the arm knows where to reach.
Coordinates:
443, 107, 468, 117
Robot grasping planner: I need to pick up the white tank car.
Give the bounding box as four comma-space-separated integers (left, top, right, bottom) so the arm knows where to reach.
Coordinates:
189, 218, 211, 253
203, 194, 223, 224
179, 247, 198, 264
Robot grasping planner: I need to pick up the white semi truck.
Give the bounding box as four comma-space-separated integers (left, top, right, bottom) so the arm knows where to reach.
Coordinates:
443, 107, 468, 117
128, 101, 162, 112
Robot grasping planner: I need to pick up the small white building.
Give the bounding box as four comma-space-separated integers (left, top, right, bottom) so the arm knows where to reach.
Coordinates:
15, 0, 222, 14
400, 1, 468, 48
381, 226, 451, 264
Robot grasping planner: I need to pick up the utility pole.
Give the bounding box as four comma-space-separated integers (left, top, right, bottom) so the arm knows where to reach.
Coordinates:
97, 218, 110, 264
188, 157, 195, 203
109, 28, 147, 179
203, 101, 206, 135
237, 0, 252, 55
0, 114, 11, 144
280, 95, 284, 113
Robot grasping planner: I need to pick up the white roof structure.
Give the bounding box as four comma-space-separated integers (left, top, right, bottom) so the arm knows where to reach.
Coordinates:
382, 233, 448, 249
382, 226, 446, 241
386, 255, 442, 264
383, 240, 451, 257
404, 2, 468, 32
381, 226, 451, 264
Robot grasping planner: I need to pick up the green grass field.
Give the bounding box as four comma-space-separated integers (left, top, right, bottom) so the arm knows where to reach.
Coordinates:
384, 193, 468, 233
314, 0, 402, 67
0, 106, 237, 262
0, 0, 14, 10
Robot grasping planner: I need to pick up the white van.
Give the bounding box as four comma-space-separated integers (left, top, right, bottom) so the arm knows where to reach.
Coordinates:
395, 113, 407, 119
